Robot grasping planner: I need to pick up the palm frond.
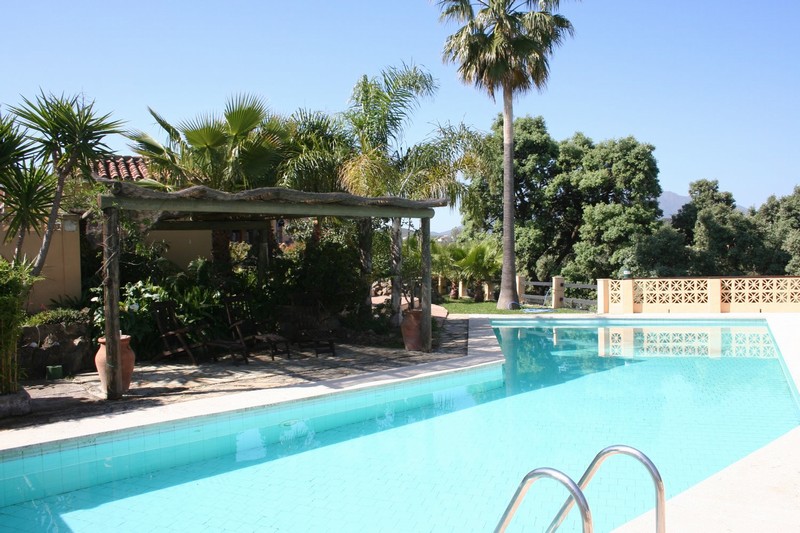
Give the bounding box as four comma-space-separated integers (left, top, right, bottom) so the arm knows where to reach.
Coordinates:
0, 162, 55, 242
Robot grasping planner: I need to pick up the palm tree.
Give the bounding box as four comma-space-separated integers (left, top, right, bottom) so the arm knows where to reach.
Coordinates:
10, 93, 122, 277
439, 0, 575, 309
129, 94, 288, 266
340, 65, 472, 325
457, 240, 502, 302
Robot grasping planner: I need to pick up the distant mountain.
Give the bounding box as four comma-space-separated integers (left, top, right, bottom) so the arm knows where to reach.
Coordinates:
659, 191, 690, 219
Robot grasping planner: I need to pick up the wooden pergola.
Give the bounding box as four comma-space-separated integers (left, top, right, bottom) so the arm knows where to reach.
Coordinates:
97, 179, 447, 399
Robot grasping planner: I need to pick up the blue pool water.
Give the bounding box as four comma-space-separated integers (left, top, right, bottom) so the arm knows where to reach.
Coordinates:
2, 318, 799, 532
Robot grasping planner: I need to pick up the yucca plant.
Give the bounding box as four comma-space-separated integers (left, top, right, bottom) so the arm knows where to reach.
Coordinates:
0, 162, 56, 260
10, 92, 122, 277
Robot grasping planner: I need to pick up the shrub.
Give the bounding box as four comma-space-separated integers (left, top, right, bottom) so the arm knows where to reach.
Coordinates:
0, 260, 37, 394
25, 308, 90, 327
90, 280, 167, 358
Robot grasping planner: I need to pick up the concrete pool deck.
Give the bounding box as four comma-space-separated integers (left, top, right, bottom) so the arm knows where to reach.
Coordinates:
2, 313, 800, 531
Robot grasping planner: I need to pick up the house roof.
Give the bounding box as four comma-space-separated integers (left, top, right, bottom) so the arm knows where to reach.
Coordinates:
93, 156, 149, 181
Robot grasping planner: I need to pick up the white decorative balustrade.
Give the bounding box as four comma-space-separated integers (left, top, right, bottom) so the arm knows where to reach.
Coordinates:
597, 277, 800, 314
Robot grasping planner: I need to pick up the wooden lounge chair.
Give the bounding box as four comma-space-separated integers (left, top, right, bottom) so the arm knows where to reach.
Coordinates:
278, 305, 336, 357
222, 295, 291, 362
152, 300, 203, 365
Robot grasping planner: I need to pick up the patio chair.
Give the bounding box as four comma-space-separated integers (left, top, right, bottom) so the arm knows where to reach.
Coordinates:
152, 300, 204, 365
278, 305, 336, 357
221, 295, 291, 363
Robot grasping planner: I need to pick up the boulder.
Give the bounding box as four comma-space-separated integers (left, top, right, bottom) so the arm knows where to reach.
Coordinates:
0, 388, 31, 418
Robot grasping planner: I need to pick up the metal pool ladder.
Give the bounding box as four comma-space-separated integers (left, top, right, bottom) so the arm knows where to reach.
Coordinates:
494, 445, 666, 533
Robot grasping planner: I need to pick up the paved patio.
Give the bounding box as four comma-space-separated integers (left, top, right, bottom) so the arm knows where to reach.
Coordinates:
0, 316, 469, 431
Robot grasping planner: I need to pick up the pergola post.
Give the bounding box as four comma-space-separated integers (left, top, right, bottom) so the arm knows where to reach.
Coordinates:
421, 217, 432, 352
102, 205, 123, 399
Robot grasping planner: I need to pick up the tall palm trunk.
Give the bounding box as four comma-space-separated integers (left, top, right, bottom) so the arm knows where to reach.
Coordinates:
497, 86, 520, 310
389, 216, 403, 326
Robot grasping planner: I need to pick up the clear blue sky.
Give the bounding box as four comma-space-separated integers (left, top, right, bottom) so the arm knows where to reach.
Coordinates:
2, 1, 798, 232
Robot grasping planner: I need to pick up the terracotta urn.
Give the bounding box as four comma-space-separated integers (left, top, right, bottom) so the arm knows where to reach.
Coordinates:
401, 309, 423, 351
95, 335, 136, 394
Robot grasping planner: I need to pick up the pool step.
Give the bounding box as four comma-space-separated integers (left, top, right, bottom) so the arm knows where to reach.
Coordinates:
495, 445, 666, 533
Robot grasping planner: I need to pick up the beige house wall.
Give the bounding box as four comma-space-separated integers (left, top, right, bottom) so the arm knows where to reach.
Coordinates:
599, 277, 800, 314
147, 230, 212, 269
0, 215, 82, 312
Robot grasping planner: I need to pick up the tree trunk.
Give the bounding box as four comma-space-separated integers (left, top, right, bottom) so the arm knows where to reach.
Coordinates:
356, 217, 373, 321
102, 205, 123, 399
389, 216, 403, 327
32, 161, 71, 277
13, 227, 26, 262
497, 85, 520, 310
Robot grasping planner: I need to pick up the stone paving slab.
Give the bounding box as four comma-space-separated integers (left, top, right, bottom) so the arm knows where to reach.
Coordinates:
0, 317, 469, 431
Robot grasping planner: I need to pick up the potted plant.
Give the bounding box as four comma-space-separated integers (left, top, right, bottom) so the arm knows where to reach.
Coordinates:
0, 259, 38, 417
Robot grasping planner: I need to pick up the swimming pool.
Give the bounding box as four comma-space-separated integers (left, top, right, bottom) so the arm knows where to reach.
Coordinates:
2, 317, 799, 531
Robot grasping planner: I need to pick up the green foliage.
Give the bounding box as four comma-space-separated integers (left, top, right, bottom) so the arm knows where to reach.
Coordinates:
25, 307, 90, 327
629, 224, 693, 277
0, 162, 55, 251
271, 240, 363, 316
463, 116, 663, 282
90, 280, 167, 358
0, 260, 37, 394
129, 94, 286, 191
8, 92, 121, 277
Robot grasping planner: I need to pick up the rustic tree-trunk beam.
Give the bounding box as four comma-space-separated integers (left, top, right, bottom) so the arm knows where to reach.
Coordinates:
102, 205, 123, 399
421, 217, 432, 352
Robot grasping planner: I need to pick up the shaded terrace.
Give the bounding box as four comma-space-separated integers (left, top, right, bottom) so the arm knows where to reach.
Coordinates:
96, 178, 447, 399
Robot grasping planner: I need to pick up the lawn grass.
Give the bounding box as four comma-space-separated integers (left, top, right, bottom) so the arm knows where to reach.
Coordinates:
440, 297, 586, 315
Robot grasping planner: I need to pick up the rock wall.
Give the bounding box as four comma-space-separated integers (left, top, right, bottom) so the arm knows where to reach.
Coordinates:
18, 323, 94, 380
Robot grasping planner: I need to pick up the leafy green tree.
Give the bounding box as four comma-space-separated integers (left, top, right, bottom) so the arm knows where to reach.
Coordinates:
10, 93, 122, 276
690, 204, 774, 275
672, 179, 736, 244
753, 188, 800, 274
667, 179, 782, 276
560, 137, 662, 280
629, 224, 693, 277
462, 115, 559, 233
439, 0, 575, 309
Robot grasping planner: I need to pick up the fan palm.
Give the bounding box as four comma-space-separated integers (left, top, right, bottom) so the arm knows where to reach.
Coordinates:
129, 95, 289, 266
129, 94, 287, 191
439, 0, 575, 309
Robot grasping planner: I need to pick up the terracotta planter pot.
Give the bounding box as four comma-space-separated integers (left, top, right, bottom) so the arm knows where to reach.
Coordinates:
95, 335, 136, 394
401, 309, 423, 351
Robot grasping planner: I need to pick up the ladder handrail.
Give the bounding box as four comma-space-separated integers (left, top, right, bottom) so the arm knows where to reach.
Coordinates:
546, 445, 665, 533
494, 467, 593, 533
